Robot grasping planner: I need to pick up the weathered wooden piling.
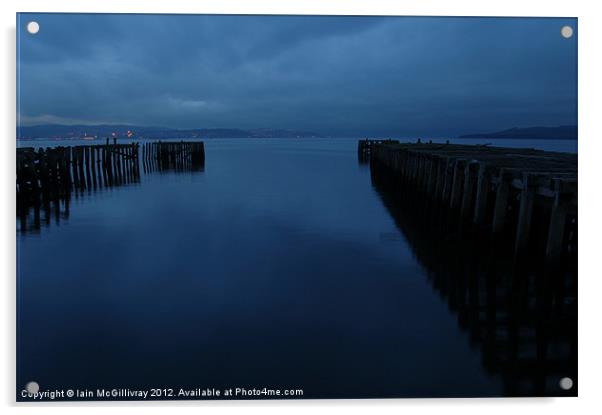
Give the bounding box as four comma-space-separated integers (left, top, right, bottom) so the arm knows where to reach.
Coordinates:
17, 142, 140, 232
363, 140, 577, 260
473, 164, 492, 225
142, 141, 205, 172
370, 167, 577, 396
17, 140, 207, 232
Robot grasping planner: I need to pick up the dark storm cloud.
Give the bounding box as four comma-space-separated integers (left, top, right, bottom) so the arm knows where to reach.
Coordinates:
17, 14, 577, 136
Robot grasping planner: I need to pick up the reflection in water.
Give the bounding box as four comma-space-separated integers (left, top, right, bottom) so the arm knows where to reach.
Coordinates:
17, 143, 204, 234
370, 160, 577, 396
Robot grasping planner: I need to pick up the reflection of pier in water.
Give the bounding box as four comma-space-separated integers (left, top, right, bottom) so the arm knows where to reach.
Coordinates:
370, 159, 577, 397
16, 141, 205, 234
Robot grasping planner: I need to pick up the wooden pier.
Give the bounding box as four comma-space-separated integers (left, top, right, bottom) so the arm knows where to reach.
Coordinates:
16, 142, 141, 233
17, 142, 140, 206
371, 171, 576, 396
142, 141, 205, 172
362, 140, 577, 260
17, 140, 205, 233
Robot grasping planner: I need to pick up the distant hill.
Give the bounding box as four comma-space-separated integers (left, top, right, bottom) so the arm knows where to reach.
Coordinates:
459, 125, 577, 140
17, 124, 324, 140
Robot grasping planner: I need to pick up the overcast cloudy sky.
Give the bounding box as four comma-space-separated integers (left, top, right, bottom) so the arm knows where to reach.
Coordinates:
17, 14, 577, 137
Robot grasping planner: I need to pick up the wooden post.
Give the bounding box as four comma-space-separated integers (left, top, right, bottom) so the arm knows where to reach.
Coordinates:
121, 145, 131, 183
449, 159, 466, 209
398, 151, 408, 182
134, 143, 140, 178
71, 147, 80, 190
429, 156, 441, 197
423, 155, 435, 194
514, 173, 543, 256
434, 157, 446, 200
84, 146, 92, 190
115, 145, 122, 184
545, 178, 576, 259
122, 145, 128, 180
142, 142, 147, 172
95, 147, 103, 188
90, 145, 97, 188
441, 158, 454, 202
546, 191, 568, 259
100, 146, 107, 187
413, 153, 421, 185
106, 144, 113, 185
417, 153, 427, 191
492, 170, 513, 233
77, 147, 85, 190
65, 146, 72, 190
460, 161, 479, 218
473, 163, 491, 225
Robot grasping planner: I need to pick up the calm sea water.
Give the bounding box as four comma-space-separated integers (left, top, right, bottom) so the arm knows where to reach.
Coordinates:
16, 137, 576, 399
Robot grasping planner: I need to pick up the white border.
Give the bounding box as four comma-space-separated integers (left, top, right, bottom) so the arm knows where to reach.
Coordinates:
2, 1, 601, 414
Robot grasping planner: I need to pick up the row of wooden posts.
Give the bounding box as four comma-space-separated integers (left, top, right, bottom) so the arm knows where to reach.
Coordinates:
362, 140, 577, 260
370, 166, 576, 396
142, 141, 205, 172
17, 141, 206, 231
17, 142, 140, 205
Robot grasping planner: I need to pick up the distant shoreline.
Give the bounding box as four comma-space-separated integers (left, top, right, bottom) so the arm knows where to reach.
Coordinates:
16, 124, 325, 140
458, 136, 576, 140
17, 136, 578, 142
459, 125, 577, 140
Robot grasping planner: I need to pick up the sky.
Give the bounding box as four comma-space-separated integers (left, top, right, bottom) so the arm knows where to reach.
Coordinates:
17, 14, 577, 137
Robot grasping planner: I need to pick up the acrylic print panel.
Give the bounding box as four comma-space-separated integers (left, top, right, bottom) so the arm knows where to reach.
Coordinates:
16, 13, 577, 401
